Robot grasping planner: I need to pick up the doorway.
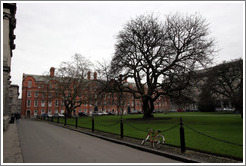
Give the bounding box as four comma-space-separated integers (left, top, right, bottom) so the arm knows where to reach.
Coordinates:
26, 110, 31, 118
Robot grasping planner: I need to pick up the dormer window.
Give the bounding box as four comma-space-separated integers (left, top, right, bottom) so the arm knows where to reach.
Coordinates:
28, 81, 32, 88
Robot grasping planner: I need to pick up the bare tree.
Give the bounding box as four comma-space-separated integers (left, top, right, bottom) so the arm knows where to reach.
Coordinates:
55, 54, 92, 117
110, 13, 215, 118
95, 60, 129, 115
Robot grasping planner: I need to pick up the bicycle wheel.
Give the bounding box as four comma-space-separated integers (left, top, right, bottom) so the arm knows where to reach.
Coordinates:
153, 134, 165, 149
141, 135, 149, 145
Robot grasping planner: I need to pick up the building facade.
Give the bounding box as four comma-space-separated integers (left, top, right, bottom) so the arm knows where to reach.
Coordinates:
9, 84, 20, 114
21, 67, 170, 118
3, 3, 17, 130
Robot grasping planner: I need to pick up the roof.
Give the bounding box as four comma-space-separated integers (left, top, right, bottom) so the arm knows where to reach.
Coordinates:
23, 74, 55, 84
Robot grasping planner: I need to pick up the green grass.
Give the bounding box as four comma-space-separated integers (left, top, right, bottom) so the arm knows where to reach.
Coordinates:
52, 112, 243, 160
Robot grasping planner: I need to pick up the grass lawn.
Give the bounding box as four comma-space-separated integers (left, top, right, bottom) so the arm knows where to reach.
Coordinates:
52, 112, 243, 160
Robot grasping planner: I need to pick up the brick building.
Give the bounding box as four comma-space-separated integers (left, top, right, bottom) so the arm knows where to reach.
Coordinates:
21, 67, 170, 118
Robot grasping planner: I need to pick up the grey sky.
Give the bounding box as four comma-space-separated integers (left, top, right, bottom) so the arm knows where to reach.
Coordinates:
8, 1, 244, 96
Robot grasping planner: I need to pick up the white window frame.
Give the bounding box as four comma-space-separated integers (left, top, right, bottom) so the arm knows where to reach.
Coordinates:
27, 91, 31, 97
34, 100, 38, 107
27, 100, 31, 107
41, 100, 45, 107
48, 100, 52, 107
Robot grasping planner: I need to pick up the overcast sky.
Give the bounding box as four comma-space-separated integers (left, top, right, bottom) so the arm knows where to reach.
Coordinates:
8, 1, 244, 96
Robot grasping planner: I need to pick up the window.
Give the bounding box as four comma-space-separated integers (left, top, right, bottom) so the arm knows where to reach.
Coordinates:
61, 110, 65, 114
9, 98, 13, 104
34, 100, 38, 107
28, 81, 32, 88
27, 100, 31, 107
48, 92, 52, 98
55, 100, 58, 107
34, 110, 38, 115
41, 110, 45, 114
41, 100, 45, 107
55, 110, 58, 113
48, 109, 52, 114
27, 91, 31, 97
48, 100, 52, 107
35, 92, 39, 97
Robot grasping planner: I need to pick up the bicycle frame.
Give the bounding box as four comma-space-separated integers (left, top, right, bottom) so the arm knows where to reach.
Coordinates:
147, 129, 159, 143
141, 128, 165, 149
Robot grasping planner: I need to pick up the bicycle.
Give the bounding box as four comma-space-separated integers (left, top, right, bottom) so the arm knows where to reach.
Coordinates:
141, 129, 165, 149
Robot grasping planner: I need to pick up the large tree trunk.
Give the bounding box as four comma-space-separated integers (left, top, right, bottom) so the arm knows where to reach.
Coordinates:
142, 97, 154, 119
65, 105, 73, 118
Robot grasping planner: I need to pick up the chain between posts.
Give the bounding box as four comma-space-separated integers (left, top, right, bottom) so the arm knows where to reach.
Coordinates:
95, 120, 120, 127
184, 124, 243, 147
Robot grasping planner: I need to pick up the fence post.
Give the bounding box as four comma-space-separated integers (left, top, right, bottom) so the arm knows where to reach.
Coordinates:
57, 116, 59, 124
64, 116, 67, 126
180, 117, 186, 153
75, 116, 78, 128
51, 116, 53, 122
92, 116, 94, 132
120, 119, 124, 138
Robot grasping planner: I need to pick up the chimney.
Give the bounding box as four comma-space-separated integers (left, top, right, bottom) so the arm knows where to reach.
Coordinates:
94, 72, 97, 80
87, 71, 91, 80
50, 67, 55, 78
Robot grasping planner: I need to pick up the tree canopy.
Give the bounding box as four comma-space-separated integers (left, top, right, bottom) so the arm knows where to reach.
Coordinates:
110, 13, 216, 118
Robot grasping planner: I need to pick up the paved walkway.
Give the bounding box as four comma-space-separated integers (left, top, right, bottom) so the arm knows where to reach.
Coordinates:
17, 119, 180, 163
3, 121, 23, 163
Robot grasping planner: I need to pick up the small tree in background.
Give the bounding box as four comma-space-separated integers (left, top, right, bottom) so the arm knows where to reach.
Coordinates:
55, 54, 92, 117
198, 82, 216, 112
207, 59, 243, 117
